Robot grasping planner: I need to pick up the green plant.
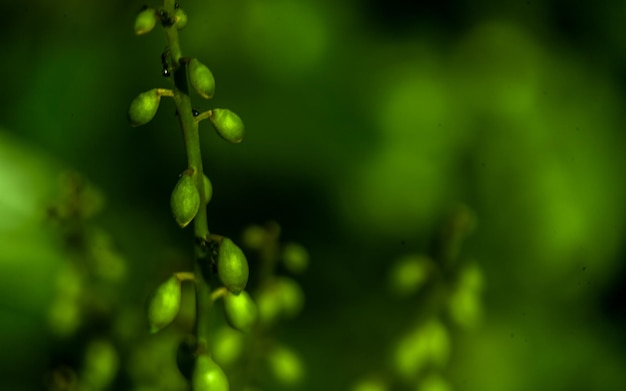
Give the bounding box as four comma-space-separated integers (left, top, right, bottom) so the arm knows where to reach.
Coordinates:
352, 205, 484, 391
128, 1, 253, 389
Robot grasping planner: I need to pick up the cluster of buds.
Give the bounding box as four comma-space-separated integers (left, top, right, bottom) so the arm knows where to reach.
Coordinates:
129, 3, 251, 391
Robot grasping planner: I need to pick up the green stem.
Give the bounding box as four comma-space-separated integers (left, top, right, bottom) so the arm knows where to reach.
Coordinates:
162, 0, 213, 353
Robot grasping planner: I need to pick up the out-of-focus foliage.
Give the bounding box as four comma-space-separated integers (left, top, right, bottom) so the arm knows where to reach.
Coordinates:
1, 0, 625, 390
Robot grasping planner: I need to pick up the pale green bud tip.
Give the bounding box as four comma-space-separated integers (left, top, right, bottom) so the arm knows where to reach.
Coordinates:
210, 109, 244, 143
189, 58, 215, 99
128, 89, 161, 127
147, 276, 182, 333
171, 172, 201, 228
192, 355, 229, 391
175, 9, 188, 29
217, 238, 249, 294
224, 290, 258, 332
134, 8, 158, 35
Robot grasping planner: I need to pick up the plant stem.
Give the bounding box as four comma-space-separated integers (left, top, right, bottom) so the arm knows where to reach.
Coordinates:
162, 0, 213, 353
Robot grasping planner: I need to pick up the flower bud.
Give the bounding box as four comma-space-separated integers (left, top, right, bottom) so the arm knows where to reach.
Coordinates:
171, 172, 200, 228
217, 238, 249, 294
188, 58, 215, 99
128, 89, 160, 127
134, 8, 158, 35
223, 290, 257, 333
175, 8, 188, 29
210, 109, 244, 143
192, 355, 229, 391
146, 275, 182, 333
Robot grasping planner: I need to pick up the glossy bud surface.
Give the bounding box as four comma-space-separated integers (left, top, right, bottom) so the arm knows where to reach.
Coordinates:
217, 238, 249, 294
224, 290, 257, 332
189, 58, 215, 99
171, 172, 200, 228
210, 109, 244, 143
175, 9, 188, 29
134, 8, 158, 35
146, 275, 182, 333
128, 89, 160, 127
192, 355, 229, 391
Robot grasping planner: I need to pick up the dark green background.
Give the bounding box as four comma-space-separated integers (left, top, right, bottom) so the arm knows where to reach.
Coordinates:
1, 0, 625, 390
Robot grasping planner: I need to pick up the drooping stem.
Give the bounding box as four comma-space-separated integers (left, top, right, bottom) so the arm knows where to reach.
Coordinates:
162, 0, 213, 353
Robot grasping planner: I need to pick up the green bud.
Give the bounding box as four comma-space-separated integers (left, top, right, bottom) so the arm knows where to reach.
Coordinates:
175, 8, 188, 29
392, 320, 450, 380
281, 243, 309, 274
171, 172, 200, 228
224, 290, 257, 332
268, 345, 304, 385
203, 174, 213, 204
212, 327, 244, 367
256, 285, 281, 326
210, 109, 244, 143
189, 58, 215, 99
276, 277, 304, 318
82, 339, 119, 391
447, 262, 484, 329
256, 277, 304, 326
241, 224, 267, 250
447, 284, 482, 329
128, 89, 161, 127
146, 275, 182, 333
134, 8, 158, 35
217, 238, 249, 294
388, 255, 433, 297
192, 355, 229, 391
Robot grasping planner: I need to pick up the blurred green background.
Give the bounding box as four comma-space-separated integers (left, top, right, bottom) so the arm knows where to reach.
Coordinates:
1, 0, 625, 390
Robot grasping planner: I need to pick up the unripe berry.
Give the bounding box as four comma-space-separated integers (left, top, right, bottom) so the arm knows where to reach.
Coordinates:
146, 275, 182, 333
188, 58, 215, 99
128, 89, 161, 127
217, 238, 249, 294
134, 8, 158, 35
210, 109, 244, 143
223, 290, 257, 333
171, 172, 200, 228
192, 355, 229, 391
